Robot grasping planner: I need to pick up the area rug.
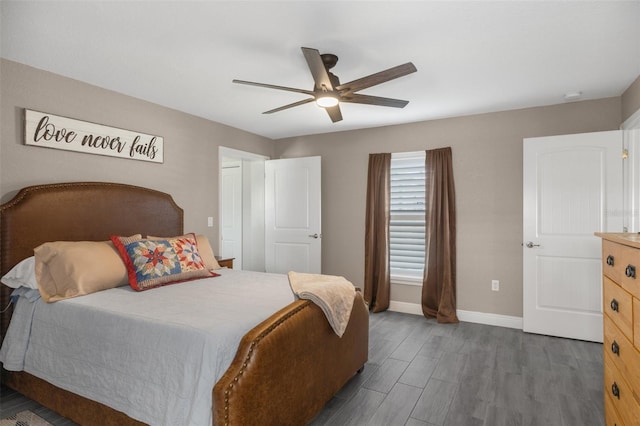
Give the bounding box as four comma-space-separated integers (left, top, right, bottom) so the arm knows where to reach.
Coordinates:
0, 410, 52, 426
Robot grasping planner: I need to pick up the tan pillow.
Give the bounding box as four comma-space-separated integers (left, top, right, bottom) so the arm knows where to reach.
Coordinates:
194, 234, 221, 270
34, 235, 141, 303
147, 234, 220, 270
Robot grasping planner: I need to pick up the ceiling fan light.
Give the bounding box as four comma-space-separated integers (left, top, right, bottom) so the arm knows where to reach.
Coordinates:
316, 95, 339, 108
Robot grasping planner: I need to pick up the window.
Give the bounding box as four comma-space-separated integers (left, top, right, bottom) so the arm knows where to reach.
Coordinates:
390, 151, 426, 284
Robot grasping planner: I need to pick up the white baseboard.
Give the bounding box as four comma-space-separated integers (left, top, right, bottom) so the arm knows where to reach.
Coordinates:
388, 301, 423, 315
388, 301, 523, 330
456, 309, 523, 330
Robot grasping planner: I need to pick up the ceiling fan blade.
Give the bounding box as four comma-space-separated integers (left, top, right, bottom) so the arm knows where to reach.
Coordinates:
340, 93, 409, 108
325, 105, 343, 123
301, 47, 334, 91
263, 98, 315, 114
336, 62, 417, 95
233, 79, 314, 96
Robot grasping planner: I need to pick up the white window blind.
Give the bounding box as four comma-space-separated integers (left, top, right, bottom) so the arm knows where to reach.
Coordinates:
390, 152, 426, 282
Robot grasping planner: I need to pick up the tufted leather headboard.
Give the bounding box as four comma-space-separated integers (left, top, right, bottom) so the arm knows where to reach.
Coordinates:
0, 182, 183, 339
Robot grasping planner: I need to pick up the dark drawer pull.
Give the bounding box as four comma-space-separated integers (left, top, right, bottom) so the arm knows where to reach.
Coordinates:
606, 255, 615, 266
611, 341, 620, 356
625, 264, 636, 278
611, 299, 619, 312
612, 382, 620, 399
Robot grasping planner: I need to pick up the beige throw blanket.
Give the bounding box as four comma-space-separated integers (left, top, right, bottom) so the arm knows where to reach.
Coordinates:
288, 271, 356, 337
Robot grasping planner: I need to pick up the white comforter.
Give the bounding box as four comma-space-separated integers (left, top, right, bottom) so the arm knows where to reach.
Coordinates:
0, 269, 295, 426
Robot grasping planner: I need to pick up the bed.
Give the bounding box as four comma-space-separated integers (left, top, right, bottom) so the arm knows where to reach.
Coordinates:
0, 181, 369, 425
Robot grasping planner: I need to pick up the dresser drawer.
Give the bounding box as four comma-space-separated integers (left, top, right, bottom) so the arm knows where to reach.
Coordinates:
605, 392, 625, 426
603, 239, 624, 283
604, 355, 640, 426
602, 239, 640, 299
604, 316, 640, 398
635, 298, 640, 351
604, 276, 634, 339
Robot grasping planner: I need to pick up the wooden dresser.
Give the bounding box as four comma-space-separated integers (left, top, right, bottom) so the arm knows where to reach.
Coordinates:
597, 233, 640, 425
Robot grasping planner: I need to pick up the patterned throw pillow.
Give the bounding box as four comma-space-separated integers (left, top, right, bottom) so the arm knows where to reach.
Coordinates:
111, 233, 212, 291
146, 234, 221, 270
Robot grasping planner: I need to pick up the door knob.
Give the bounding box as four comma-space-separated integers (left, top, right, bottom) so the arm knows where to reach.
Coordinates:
308, 233, 319, 239
525, 241, 540, 248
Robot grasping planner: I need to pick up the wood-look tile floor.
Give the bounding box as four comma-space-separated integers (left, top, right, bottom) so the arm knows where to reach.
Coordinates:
311, 311, 603, 426
1, 311, 603, 426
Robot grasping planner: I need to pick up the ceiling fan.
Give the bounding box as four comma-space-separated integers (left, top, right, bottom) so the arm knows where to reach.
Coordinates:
232, 47, 417, 123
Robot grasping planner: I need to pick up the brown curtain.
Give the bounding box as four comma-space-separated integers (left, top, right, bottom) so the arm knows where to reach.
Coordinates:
364, 153, 391, 313
422, 147, 459, 323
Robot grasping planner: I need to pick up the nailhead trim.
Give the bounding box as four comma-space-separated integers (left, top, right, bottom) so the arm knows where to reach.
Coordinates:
223, 300, 311, 425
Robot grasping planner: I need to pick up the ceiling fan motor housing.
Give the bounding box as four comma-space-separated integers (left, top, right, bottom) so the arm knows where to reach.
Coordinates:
321, 53, 338, 69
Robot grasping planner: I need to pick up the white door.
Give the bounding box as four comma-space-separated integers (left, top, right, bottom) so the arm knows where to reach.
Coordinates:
265, 156, 321, 274
221, 165, 242, 269
523, 130, 623, 342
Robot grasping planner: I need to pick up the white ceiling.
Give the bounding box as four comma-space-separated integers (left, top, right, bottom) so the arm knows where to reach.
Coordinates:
2, 1, 639, 140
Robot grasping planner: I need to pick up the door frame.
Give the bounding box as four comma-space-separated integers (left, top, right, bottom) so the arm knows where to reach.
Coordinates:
218, 146, 269, 271
622, 109, 640, 232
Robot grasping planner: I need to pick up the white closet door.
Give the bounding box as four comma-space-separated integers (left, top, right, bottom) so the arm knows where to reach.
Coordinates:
221, 165, 242, 269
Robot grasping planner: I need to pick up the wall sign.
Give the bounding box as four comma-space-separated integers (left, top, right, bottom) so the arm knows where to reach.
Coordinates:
24, 109, 164, 163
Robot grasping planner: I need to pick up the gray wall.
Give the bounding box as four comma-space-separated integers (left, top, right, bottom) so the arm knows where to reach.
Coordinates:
0, 59, 273, 250
3, 57, 638, 319
273, 98, 622, 317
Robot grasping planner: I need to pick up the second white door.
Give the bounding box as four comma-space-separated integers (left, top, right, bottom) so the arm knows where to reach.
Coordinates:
265, 156, 321, 274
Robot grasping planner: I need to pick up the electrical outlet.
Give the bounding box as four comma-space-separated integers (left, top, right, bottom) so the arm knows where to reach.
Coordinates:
207, 217, 214, 227
491, 280, 500, 291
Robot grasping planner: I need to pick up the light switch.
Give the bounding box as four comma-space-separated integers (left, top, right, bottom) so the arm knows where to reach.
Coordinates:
207, 217, 214, 227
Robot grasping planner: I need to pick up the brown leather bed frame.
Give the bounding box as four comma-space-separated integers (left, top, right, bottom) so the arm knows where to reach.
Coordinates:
0, 182, 369, 425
